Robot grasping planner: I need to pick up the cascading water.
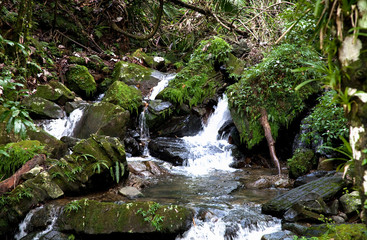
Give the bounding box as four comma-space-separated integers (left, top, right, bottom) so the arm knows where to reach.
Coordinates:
15, 206, 44, 240
32, 206, 60, 240
39, 106, 85, 139
138, 71, 176, 155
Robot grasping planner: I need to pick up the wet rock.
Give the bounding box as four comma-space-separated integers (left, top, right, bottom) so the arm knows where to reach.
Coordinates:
303, 224, 367, 239
339, 191, 361, 214
245, 178, 272, 189
146, 100, 174, 129
60, 136, 80, 149
129, 161, 148, 174
145, 161, 168, 176
330, 199, 339, 215
118, 186, 143, 199
57, 200, 194, 236
274, 178, 292, 188
73, 102, 130, 139
262, 174, 346, 217
282, 222, 309, 236
28, 128, 68, 159
64, 100, 88, 114
34, 80, 75, 105
149, 137, 189, 165
66, 64, 97, 98
293, 170, 331, 187
332, 215, 345, 223
154, 114, 203, 137
103, 81, 142, 113
261, 230, 295, 240
132, 49, 169, 71
288, 148, 317, 179
22, 96, 64, 119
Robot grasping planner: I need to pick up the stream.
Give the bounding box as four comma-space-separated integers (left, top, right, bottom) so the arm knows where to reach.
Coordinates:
26, 70, 285, 239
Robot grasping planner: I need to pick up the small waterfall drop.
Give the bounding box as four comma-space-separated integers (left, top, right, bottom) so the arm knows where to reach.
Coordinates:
15, 205, 44, 240
138, 71, 176, 156
40, 107, 85, 139
32, 206, 60, 240
176, 95, 235, 175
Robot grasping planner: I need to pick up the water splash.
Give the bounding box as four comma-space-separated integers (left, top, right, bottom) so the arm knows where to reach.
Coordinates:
175, 95, 235, 175
15, 206, 44, 240
149, 71, 176, 100
33, 206, 61, 240
39, 107, 85, 139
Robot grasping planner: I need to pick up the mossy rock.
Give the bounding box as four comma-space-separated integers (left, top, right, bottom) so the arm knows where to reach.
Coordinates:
34, 80, 75, 105
22, 96, 64, 119
102, 81, 142, 113
225, 53, 245, 77
132, 49, 170, 70
288, 148, 316, 179
111, 61, 153, 85
304, 223, 367, 240
27, 127, 68, 159
73, 102, 130, 139
146, 100, 174, 129
66, 65, 97, 98
57, 200, 194, 235
69, 55, 106, 71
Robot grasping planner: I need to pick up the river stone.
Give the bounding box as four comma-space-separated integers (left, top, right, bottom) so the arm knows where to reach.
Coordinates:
129, 161, 148, 174
22, 96, 64, 119
57, 200, 194, 236
262, 174, 346, 217
146, 100, 174, 129
293, 170, 331, 187
339, 191, 361, 214
261, 230, 295, 240
64, 100, 88, 114
148, 137, 189, 165
153, 114, 203, 137
245, 178, 271, 189
118, 186, 144, 199
73, 102, 130, 139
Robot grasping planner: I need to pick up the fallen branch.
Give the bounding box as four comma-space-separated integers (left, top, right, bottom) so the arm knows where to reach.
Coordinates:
0, 154, 46, 195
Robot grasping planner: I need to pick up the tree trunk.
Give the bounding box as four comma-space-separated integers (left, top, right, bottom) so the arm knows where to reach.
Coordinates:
0, 154, 45, 195
259, 107, 281, 175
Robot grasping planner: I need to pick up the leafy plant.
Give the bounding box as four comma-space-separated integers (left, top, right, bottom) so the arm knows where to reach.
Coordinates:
110, 161, 125, 183
91, 159, 109, 174
137, 202, 165, 231
63, 200, 84, 215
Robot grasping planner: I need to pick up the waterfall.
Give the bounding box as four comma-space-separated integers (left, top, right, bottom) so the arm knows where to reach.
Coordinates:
15, 206, 44, 240
176, 95, 235, 175
138, 71, 176, 156
32, 206, 60, 240
40, 107, 85, 139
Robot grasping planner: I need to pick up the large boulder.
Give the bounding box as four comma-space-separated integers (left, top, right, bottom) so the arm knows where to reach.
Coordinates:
102, 81, 142, 113
132, 49, 169, 70
0, 135, 128, 237
148, 137, 189, 166
153, 114, 203, 137
262, 174, 346, 217
66, 65, 97, 98
34, 80, 75, 105
55, 200, 193, 238
73, 102, 130, 139
22, 96, 64, 119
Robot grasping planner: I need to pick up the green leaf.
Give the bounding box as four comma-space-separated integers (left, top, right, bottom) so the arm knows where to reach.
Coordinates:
13, 118, 22, 134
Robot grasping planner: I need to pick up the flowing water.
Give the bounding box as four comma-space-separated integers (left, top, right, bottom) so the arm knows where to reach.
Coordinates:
30, 71, 282, 239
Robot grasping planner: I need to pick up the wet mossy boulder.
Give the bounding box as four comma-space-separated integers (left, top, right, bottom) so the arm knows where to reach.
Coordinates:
22, 96, 64, 119
288, 148, 317, 179
57, 200, 194, 236
69, 54, 106, 71
66, 65, 97, 98
146, 100, 174, 129
102, 81, 142, 113
112, 61, 153, 85
302, 223, 367, 240
73, 102, 130, 139
34, 80, 75, 105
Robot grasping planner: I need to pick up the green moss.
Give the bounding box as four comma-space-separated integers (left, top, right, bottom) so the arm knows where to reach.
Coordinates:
159, 37, 231, 107
66, 65, 96, 97
102, 81, 142, 113
307, 224, 367, 240
112, 61, 153, 84
227, 43, 322, 149
0, 140, 45, 179
34, 80, 75, 103
287, 148, 316, 179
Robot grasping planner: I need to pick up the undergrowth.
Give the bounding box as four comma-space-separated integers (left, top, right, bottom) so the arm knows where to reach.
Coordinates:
227, 43, 322, 149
